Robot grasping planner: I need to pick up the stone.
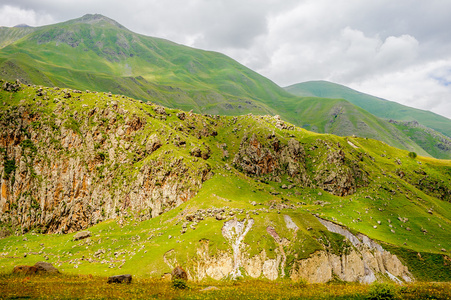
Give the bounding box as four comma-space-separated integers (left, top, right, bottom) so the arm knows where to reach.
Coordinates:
34, 262, 60, 274
12, 265, 38, 275
146, 134, 162, 153
201, 286, 219, 292
191, 147, 202, 158
107, 274, 132, 284
172, 266, 188, 281
73, 231, 91, 241
176, 112, 186, 120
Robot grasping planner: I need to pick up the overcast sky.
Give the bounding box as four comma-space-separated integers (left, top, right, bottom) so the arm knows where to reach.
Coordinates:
1, 0, 451, 119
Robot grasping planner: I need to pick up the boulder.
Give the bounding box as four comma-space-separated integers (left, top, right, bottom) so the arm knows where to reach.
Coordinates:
107, 274, 132, 284
146, 134, 162, 153
34, 262, 60, 274
176, 112, 186, 120
73, 231, 91, 241
12, 262, 59, 275
12, 265, 38, 275
172, 266, 188, 281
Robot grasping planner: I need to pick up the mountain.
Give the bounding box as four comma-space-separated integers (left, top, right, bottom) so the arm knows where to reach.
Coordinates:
0, 14, 441, 158
0, 81, 450, 282
285, 81, 451, 139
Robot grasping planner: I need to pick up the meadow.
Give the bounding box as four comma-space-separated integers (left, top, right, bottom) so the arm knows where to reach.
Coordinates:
0, 274, 450, 300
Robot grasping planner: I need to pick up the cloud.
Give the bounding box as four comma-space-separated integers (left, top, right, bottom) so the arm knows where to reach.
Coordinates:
0, 5, 54, 27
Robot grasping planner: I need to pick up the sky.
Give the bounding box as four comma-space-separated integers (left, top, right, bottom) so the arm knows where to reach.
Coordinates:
1, 0, 451, 119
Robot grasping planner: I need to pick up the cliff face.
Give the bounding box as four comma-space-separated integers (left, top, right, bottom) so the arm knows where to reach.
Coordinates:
175, 216, 413, 283
0, 82, 213, 233
233, 132, 368, 196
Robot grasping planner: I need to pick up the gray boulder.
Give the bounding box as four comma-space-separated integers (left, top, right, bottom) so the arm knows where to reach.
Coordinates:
73, 231, 91, 241
107, 274, 132, 284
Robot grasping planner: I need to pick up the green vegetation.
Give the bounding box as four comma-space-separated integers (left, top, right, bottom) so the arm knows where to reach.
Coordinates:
285, 81, 451, 158
0, 14, 446, 158
408, 152, 417, 159
3, 159, 16, 179
0, 274, 449, 299
0, 81, 450, 284
367, 283, 397, 300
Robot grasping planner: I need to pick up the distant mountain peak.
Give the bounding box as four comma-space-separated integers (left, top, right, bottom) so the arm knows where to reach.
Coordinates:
70, 14, 126, 29
13, 24, 32, 28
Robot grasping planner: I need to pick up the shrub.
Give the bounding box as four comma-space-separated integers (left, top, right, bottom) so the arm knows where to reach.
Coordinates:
172, 278, 188, 289
408, 152, 417, 159
367, 283, 397, 300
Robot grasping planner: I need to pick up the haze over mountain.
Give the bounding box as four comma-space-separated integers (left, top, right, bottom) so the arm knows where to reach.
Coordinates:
1, 14, 449, 159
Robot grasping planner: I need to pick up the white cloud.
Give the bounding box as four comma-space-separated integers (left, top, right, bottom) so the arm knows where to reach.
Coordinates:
0, 5, 54, 27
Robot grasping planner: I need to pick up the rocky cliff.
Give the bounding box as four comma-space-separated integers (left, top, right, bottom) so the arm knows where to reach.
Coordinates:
0, 81, 213, 233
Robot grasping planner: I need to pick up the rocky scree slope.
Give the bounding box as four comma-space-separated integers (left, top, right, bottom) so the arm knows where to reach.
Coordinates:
0, 80, 450, 282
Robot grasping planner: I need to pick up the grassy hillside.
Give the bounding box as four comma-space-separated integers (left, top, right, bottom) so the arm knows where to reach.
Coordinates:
390, 120, 451, 159
0, 14, 439, 158
285, 80, 451, 139
0, 81, 450, 281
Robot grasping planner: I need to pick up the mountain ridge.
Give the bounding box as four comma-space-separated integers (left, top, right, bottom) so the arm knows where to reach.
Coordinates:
0, 14, 446, 158
285, 80, 451, 138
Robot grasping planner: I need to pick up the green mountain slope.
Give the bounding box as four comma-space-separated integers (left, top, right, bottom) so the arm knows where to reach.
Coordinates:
0, 14, 434, 158
0, 14, 287, 116
0, 81, 450, 281
276, 96, 429, 156
285, 80, 451, 139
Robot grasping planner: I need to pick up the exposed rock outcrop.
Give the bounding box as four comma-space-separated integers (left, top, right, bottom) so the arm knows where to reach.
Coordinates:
233, 134, 309, 185
107, 274, 132, 284
183, 215, 412, 284
0, 86, 213, 233
233, 134, 367, 196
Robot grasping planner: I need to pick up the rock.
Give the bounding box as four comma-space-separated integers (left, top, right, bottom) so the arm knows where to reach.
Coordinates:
154, 106, 166, 115
176, 112, 186, 120
191, 147, 202, 158
201, 286, 219, 292
172, 266, 188, 281
0, 228, 12, 238
73, 231, 91, 241
12, 265, 38, 275
146, 134, 162, 153
34, 262, 60, 274
107, 274, 132, 284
